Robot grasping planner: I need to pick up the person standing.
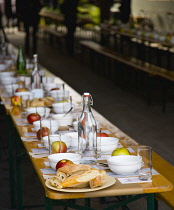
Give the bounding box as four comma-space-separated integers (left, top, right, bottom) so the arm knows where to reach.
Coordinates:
60, 0, 79, 56
119, 0, 131, 24
16, 0, 42, 55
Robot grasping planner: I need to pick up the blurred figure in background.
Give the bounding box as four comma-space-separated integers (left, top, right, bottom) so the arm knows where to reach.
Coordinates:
119, 0, 131, 24
16, 0, 42, 55
4, 0, 14, 33
60, 0, 79, 56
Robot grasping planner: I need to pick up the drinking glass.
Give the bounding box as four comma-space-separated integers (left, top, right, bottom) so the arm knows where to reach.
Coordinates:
137, 146, 152, 181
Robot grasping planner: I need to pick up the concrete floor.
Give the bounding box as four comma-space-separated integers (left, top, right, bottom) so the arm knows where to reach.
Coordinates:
0, 31, 173, 209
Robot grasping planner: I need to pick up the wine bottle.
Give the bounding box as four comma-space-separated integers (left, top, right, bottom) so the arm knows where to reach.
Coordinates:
16, 45, 27, 75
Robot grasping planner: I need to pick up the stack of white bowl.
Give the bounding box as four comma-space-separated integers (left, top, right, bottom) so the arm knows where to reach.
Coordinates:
14, 91, 34, 100
97, 137, 119, 154
0, 76, 17, 86
49, 90, 70, 101
43, 83, 61, 93
52, 113, 73, 126
26, 107, 51, 118
48, 153, 81, 170
107, 155, 142, 175
33, 119, 59, 133
52, 102, 74, 114
4, 84, 19, 96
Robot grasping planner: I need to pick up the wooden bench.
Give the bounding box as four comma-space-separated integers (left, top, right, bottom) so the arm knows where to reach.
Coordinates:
79, 40, 174, 111
39, 25, 66, 44
153, 152, 174, 209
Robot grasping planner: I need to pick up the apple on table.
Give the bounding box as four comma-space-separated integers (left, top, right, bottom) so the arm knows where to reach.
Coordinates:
97, 132, 109, 137
56, 159, 74, 170
11, 106, 21, 115
11, 95, 21, 106
27, 113, 41, 124
112, 147, 130, 156
37, 127, 50, 140
50, 87, 60, 91
15, 88, 28, 92
51, 141, 67, 154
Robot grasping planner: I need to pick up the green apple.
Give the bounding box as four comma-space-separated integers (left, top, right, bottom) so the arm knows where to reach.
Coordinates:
59, 100, 68, 103
111, 148, 130, 156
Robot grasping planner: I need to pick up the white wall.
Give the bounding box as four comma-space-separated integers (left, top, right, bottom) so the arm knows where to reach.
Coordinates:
132, 0, 174, 32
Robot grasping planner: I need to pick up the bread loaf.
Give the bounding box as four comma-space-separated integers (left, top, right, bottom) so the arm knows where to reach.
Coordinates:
56, 171, 68, 182
61, 169, 101, 188
89, 175, 103, 188
58, 164, 91, 176
49, 177, 62, 189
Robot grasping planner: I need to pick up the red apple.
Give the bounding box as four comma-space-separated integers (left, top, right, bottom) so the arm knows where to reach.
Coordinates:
51, 141, 67, 154
37, 127, 50, 140
27, 113, 41, 124
11, 95, 21, 106
97, 132, 109, 137
15, 88, 28, 92
56, 159, 74, 171
50, 87, 59, 91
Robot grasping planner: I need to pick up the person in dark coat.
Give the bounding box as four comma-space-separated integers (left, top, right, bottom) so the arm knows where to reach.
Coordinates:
16, 0, 42, 55
60, 0, 79, 56
4, 0, 14, 29
119, 0, 131, 24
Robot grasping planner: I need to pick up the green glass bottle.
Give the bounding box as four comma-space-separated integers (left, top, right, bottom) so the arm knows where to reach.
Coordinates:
16, 45, 27, 75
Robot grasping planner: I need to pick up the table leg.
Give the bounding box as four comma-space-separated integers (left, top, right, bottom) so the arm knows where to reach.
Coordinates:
147, 193, 155, 210
45, 197, 52, 210
15, 130, 25, 210
6, 115, 16, 208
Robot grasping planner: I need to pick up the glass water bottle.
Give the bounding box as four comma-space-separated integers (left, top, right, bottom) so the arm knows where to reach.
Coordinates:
31, 54, 42, 89
78, 93, 97, 164
16, 45, 27, 75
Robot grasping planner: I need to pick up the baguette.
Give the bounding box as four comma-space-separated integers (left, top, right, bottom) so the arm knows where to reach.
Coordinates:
49, 176, 63, 189
56, 171, 68, 182
89, 175, 103, 189
61, 169, 101, 188
58, 164, 91, 176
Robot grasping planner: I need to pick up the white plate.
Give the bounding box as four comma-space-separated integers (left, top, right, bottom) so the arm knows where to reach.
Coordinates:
45, 175, 116, 193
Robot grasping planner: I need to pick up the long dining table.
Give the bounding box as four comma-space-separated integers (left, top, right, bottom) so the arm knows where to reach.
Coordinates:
0, 63, 173, 210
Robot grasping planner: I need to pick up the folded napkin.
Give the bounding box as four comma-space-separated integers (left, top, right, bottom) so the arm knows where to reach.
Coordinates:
29, 152, 49, 158
21, 137, 38, 142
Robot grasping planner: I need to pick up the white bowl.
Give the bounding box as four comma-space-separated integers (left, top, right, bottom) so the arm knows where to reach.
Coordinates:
97, 137, 119, 154
4, 84, 19, 95
48, 153, 81, 170
0, 63, 8, 71
14, 91, 34, 100
0, 71, 15, 77
1, 77, 17, 85
52, 113, 73, 126
26, 107, 51, 118
107, 155, 142, 175
42, 134, 72, 149
33, 119, 59, 133
42, 77, 55, 83
43, 83, 61, 92
64, 132, 78, 147
52, 102, 74, 114
49, 90, 69, 100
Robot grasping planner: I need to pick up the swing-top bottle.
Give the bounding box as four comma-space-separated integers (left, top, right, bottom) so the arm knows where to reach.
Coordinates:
31, 54, 42, 89
78, 93, 97, 164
